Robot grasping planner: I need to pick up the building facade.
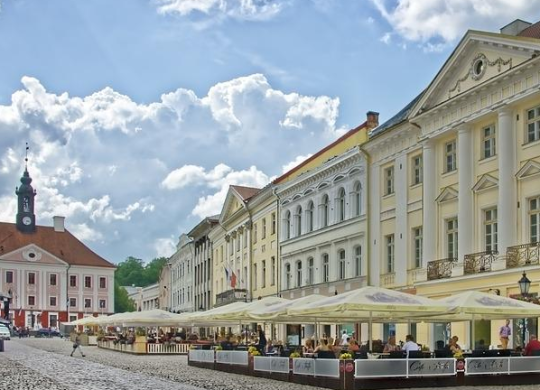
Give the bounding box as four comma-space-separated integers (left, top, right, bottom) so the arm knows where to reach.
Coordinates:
0, 168, 115, 328
169, 234, 194, 313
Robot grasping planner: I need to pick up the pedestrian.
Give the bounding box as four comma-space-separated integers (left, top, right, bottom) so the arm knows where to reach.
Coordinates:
257, 325, 267, 354
499, 319, 511, 349
71, 333, 85, 357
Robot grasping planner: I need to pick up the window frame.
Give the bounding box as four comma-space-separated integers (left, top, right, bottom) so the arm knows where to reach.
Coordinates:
446, 218, 459, 259
482, 125, 496, 159
413, 227, 423, 268
49, 296, 57, 307
5, 271, 13, 284
384, 166, 395, 195
445, 140, 457, 173
338, 249, 346, 280
322, 254, 329, 283
386, 235, 395, 273
354, 246, 362, 276
526, 106, 540, 144
412, 155, 423, 185
529, 196, 540, 243
484, 207, 498, 252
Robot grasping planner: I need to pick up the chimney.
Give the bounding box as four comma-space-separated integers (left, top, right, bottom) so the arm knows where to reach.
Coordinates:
366, 111, 379, 130
500, 19, 531, 36
53, 216, 65, 232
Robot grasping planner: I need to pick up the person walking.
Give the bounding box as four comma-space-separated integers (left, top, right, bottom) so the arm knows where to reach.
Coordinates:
71, 333, 85, 357
257, 325, 267, 355
499, 319, 511, 349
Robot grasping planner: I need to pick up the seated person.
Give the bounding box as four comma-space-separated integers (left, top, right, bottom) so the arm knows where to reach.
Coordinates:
348, 340, 360, 352
303, 339, 314, 354
475, 339, 487, 351
314, 338, 331, 353
402, 335, 420, 355
383, 336, 400, 353
220, 336, 233, 350
524, 334, 540, 356
265, 340, 276, 354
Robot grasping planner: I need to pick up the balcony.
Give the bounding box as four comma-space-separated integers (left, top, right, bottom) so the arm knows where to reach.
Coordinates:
380, 272, 395, 287
464, 250, 498, 275
427, 258, 457, 281
215, 289, 247, 307
506, 242, 540, 268
407, 268, 427, 285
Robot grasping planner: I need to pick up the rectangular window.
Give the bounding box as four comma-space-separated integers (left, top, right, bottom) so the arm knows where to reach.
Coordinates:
271, 212, 276, 235
28, 296, 35, 306
271, 257, 276, 286
445, 140, 457, 172
84, 276, 92, 288
355, 246, 362, 276
384, 166, 394, 195
530, 197, 540, 243
412, 155, 423, 185
49, 296, 57, 306
323, 254, 329, 283
484, 208, 498, 252
253, 223, 258, 243
338, 250, 346, 280
69, 298, 77, 307
49, 274, 57, 286
261, 260, 266, 288
262, 218, 267, 239
69, 275, 77, 287
527, 106, 540, 143
99, 277, 106, 289
84, 298, 91, 308
446, 218, 458, 259
5, 271, 13, 284
413, 227, 423, 268
386, 235, 395, 273
28, 272, 35, 285
482, 125, 496, 159
99, 299, 106, 309
253, 264, 258, 290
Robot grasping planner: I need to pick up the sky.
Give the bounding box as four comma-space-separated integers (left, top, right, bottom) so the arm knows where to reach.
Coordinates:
0, 0, 539, 263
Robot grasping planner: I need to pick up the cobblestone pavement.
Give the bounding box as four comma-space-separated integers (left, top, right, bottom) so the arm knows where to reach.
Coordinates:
2, 339, 540, 390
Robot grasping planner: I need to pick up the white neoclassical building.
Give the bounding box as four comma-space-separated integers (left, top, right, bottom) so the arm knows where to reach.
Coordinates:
169, 234, 195, 313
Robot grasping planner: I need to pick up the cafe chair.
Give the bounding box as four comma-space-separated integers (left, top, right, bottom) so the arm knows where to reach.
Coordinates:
434, 350, 451, 358
354, 351, 368, 360
407, 351, 425, 359
316, 350, 337, 359
389, 351, 405, 359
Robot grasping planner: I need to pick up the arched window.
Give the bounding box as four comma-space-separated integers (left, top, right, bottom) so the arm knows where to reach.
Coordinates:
307, 257, 314, 285
322, 254, 329, 282
353, 182, 362, 217
306, 201, 314, 233
354, 246, 362, 276
296, 261, 302, 287
338, 249, 346, 280
285, 263, 291, 290
295, 206, 302, 237
284, 211, 291, 240
337, 187, 346, 222
320, 195, 329, 228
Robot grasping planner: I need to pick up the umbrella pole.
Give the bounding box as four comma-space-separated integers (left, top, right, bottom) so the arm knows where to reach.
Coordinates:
369, 312, 373, 351
471, 314, 475, 351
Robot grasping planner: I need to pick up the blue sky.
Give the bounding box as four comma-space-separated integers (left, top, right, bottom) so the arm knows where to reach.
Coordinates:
0, 0, 538, 263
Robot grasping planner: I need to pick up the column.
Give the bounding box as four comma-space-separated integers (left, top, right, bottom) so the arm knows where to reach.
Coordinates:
422, 139, 437, 265
458, 125, 473, 262
498, 108, 516, 255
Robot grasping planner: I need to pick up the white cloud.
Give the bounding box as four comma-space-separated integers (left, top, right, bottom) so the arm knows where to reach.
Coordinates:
164, 163, 271, 218
154, 0, 285, 21
370, 0, 539, 46
68, 223, 103, 242
281, 154, 313, 174
154, 237, 177, 258
0, 74, 342, 262
380, 32, 391, 44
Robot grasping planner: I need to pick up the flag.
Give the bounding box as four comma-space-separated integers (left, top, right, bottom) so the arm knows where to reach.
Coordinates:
224, 266, 230, 281
231, 271, 237, 289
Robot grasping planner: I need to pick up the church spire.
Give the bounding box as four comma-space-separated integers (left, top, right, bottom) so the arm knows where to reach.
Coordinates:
16, 143, 36, 233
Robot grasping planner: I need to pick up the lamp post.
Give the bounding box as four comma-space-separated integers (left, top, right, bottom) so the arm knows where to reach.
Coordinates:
518, 272, 531, 347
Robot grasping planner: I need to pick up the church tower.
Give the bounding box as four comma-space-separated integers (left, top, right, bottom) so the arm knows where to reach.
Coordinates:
15, 145, 36, 233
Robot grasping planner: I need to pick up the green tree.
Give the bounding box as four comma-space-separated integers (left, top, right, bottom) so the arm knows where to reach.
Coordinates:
114, 280, 136, 313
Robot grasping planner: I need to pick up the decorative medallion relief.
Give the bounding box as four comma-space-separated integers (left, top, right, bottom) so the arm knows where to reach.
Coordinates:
23, 249, 42, 262
449, 53, 512, 97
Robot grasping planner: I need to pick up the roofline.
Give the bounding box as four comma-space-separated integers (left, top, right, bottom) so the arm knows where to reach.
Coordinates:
273, 121, 368, 184
500, 19, 531, 30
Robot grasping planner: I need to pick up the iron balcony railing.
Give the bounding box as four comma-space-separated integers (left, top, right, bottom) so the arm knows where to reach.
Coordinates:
214, 288, 247, 307
427, 258, 457, 280
463, 250, 498, 275
506, 242, 540, 268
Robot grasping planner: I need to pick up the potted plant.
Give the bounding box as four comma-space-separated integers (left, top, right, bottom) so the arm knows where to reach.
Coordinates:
339, 352, 352, 360
289, 351, 301, 358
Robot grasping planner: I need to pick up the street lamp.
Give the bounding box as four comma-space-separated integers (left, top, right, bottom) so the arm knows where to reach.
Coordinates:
518, 272, 531, 347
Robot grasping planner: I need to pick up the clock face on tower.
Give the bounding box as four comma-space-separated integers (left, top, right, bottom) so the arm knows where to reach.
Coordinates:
22, 216, 32, 226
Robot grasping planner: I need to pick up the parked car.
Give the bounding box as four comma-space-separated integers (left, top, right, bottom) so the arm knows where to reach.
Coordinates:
35, 328, 62, 338
0, 324, 11, 340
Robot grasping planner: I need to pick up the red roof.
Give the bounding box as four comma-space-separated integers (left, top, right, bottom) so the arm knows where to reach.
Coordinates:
231, 185, 260, 201
273, 122, 368, 184
0, 222, 115, 268
518, 21, 540, 39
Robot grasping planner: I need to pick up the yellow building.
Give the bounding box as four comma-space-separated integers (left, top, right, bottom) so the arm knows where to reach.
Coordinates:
367, 19, 540, 350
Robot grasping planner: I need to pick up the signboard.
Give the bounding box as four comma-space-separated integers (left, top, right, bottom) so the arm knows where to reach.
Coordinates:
355, 359, 456, 379
189, 349, 214, 363
216, 350, 249, 366
253, 357, 290, 374
293, 358, 315, 376
465, 358, 509, 375
292, 358, 340, 378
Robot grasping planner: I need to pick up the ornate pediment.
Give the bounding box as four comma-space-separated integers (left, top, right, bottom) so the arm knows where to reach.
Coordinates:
411, 31, 538, 118
516, 159, 540, 180
472, 174, 498, 193
436, 187, 458, 203
1, 244, 68, 266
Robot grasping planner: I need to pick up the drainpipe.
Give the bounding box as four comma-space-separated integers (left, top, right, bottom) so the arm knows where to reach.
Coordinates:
272, 186, 281, 297
359, 146, 371, 286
